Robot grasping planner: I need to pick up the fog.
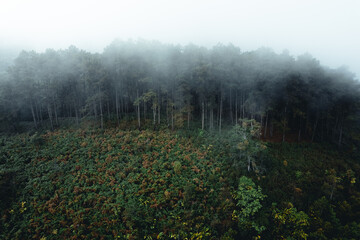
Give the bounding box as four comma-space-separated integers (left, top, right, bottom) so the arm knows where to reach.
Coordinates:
1, 0, 359, 79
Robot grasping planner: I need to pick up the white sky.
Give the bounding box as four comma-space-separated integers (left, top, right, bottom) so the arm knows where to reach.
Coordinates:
0, 0, 359, 78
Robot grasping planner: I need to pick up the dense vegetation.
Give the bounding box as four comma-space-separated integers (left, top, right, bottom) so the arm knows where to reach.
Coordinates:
1, 41, 360, 239
1, 121, 360, 239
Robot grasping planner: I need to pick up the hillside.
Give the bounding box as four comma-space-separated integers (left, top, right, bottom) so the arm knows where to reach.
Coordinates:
1, 122, 359, 239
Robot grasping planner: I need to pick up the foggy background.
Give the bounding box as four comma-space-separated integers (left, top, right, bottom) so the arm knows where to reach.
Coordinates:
0, 0, 359, 79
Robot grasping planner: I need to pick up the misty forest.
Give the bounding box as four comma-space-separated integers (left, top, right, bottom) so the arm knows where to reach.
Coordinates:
1, 40, 360, 239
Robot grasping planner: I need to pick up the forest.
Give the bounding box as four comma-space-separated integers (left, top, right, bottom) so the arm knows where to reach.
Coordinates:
0, 40, 360, 239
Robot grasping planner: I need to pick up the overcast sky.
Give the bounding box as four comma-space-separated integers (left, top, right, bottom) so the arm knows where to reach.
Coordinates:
1, 0, 359, 79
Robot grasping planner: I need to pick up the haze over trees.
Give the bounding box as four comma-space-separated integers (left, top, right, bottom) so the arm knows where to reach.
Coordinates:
0, 40, 358, 145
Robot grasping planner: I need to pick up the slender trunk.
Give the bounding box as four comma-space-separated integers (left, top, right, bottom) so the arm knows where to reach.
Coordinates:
107, 101, 110, 120
298, 118, 302, 142
306, 111, 310, 136
40, 103, 43, 122
120, 93, 124, 114
187, 110, 190, 129
115, 87, 119, 125
330, 181, 336, 200
210, 108, 214, 130
338, 118, 343, 147
229, 88, 233, 124
30, 101, 37, 129
201, 101, 205, 130
54, 106, 59, 126
93, 101, 97, 120
333, 115, 339, 141
205, 102, 207, 129
153, 104, 156, 126
326, 115, 330, 136
264, 112, 268, 138
99, 90, 103, 129
53, 96, 58, 126
47, 104, 54, 130
35, 101, 41, 123
158, 98, 161, 125
143, 99, 146, 120
282, 106, 287, 142
219, 93, 223, 134
166, 98, 169, 125
74, 102, 79, 125
242, 94, 245, 119
68, 103, 71, 118
171, 106, 174, 131
260, 115, 263, 137
137, 90, 140, 129
235, 91, 238, 125
311, 114, 319, 142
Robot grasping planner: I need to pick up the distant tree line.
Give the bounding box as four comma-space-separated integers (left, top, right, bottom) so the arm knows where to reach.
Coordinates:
0, 40, 359, 145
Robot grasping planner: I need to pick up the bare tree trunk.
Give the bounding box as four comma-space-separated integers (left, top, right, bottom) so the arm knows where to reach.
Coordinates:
143, 99, 146, 120
298, 118, 302, 142
306, 112, 310, 136
93, 102, 97, 120
107, 101, 110, 120
171, 106, 174, 130
330, 181, 336, 200
235, 91, 238, 125
282, 106, 287, 142
229, 88, 233, 124
153, 104, 156, 126
74, 102, 79, 126
333, 115, 339, 141
47, 104, 54, 130
68, 103, 71, 118
187, 110, 190, 129
115, 87, 119, 125
205, 102, 207, 128
219, 93, 223, 134
54, 104, 59, 126
166, 98, 169, 125
201, 101, 205, 130
282, 123, 286, 142
30, 101, 37, 129
120, 94, 124, 114
260, 114, 263, 136
137, 90, 140, 129
242, 94, 245, 119
35, 101, 41, 123
99, 89, 103, 129
264, 112, 268, 138
338, 118, 343, 147
210, 108, 214, 130
311, 114, 319, 142
158, 98, 161, 125
53, 95, 59, 126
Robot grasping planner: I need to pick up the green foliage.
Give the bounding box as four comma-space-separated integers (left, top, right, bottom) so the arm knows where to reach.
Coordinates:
173, 161, 182, 174
272, 202, 309, 240
232, 176, 266, 234
1, 123, 360, 239
0, 128, 231, 239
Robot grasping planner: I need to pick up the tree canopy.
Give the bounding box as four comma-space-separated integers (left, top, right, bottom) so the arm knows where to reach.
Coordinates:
0, 40, 359, 145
